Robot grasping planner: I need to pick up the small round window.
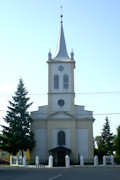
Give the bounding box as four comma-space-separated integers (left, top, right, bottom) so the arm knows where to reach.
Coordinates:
58, 99, 65, 106
58, 66, 64, 71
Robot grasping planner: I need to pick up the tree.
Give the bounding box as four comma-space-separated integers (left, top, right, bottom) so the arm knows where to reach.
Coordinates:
101, 116, 114, 155
115, 126, 120, 158
94, 117, 114, 161
94, 136, 107, 161
0, 78, 35, 155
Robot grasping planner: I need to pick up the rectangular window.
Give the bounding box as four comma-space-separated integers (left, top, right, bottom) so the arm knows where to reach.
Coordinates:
58, 131, 65, 145
0, 152, 8, 157
54, 75, 59, 89
63, 75, 69, 89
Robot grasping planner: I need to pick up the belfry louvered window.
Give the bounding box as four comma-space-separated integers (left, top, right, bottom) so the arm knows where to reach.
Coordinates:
63, 75, 69, 88
58, 131, 65, 145
54, 75, 59, 89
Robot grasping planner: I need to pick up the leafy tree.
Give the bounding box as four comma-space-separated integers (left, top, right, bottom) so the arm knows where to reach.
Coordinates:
115, 126, 120, 160
0, 78, 35, 155
94, 136, 107, 161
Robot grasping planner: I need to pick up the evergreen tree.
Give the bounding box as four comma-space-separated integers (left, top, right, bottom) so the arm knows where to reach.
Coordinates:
0, 79, 35, 155
101, 116, 114, 155
94, 117, 114, 160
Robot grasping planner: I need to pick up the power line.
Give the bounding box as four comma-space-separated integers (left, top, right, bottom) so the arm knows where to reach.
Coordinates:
0, 91, 120, 96
0, 93, 47, 96
93, 113, 120, 116
0, 109, 120, 116
76, 91, 120, 95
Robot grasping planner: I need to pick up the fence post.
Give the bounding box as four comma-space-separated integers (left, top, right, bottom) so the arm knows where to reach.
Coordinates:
23, 156, 26, 167
80, 156, 84, 166
111, 155, 114, 165
16, 156, 19, 166
65, 155, 70, 167
103, 155, 106, 166
94, 155, 98, 166
48, 155, 53, 168
10, 155, 13, 166
36, 155, 39, 167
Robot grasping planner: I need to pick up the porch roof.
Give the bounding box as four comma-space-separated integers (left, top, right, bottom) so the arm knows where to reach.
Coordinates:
49, 146, 71, 153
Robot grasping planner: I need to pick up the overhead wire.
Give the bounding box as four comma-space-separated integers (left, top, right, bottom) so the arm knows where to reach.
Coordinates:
0, 91, 120, 96
0, 91, 120, 116
0, 109, 120, 116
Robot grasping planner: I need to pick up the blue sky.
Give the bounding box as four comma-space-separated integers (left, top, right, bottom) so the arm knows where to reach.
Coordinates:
0, 0, 120, 137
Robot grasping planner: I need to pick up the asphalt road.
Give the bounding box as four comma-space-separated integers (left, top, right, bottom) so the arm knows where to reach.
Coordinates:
0, 166, 120, 180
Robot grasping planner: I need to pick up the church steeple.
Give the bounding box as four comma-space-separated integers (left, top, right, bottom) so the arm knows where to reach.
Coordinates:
47, 10, 75, 114
53, 14, 70, 61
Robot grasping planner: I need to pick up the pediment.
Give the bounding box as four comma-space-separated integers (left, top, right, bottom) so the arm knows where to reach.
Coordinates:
47, 111, 76, 120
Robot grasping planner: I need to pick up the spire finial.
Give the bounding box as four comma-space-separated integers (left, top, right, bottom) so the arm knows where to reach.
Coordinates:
71, 49, 74, 60
60, 6, 63, 23
48, 49, 52, 60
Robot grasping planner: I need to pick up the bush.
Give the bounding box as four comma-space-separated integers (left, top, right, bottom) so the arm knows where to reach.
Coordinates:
114, 154, 120, 164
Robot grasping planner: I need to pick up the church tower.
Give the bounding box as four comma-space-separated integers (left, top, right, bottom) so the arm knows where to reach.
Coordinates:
31, 13, 95, 166
47, 15, 75, 115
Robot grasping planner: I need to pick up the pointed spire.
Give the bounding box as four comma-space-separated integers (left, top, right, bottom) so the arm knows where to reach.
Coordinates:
53, 12, 70, 61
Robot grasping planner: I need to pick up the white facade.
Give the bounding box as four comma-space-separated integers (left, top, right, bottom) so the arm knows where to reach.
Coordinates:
76, 129, 88, 159
35, 129, 47, 159
31, 16, 95, 165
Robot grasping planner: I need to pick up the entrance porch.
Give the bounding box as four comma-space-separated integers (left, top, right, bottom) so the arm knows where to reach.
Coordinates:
49, 146, 71, 166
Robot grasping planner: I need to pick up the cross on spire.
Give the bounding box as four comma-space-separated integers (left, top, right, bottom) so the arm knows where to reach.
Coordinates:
60, 6, 63, 23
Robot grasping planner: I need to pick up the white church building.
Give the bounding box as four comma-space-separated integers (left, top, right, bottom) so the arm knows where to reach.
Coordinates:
31, 15, 95, 166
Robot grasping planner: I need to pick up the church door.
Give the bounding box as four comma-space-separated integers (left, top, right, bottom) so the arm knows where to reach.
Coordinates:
57, 151, 65, 166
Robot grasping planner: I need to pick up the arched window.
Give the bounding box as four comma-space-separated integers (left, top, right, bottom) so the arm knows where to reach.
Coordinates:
58, 131, 65, 145
63, 75, 69, 89
54, 75, 59, 89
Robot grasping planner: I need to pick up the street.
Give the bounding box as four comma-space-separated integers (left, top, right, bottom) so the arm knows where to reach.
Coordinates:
0, 166, 120, 180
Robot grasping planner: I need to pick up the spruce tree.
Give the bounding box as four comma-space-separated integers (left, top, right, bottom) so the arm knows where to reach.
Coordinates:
0, 78, 35, 155
101, 116, 114, 155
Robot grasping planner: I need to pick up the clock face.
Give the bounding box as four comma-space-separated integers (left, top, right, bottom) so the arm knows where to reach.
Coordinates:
58, 99, 65, 106
58, 66, 64, 71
